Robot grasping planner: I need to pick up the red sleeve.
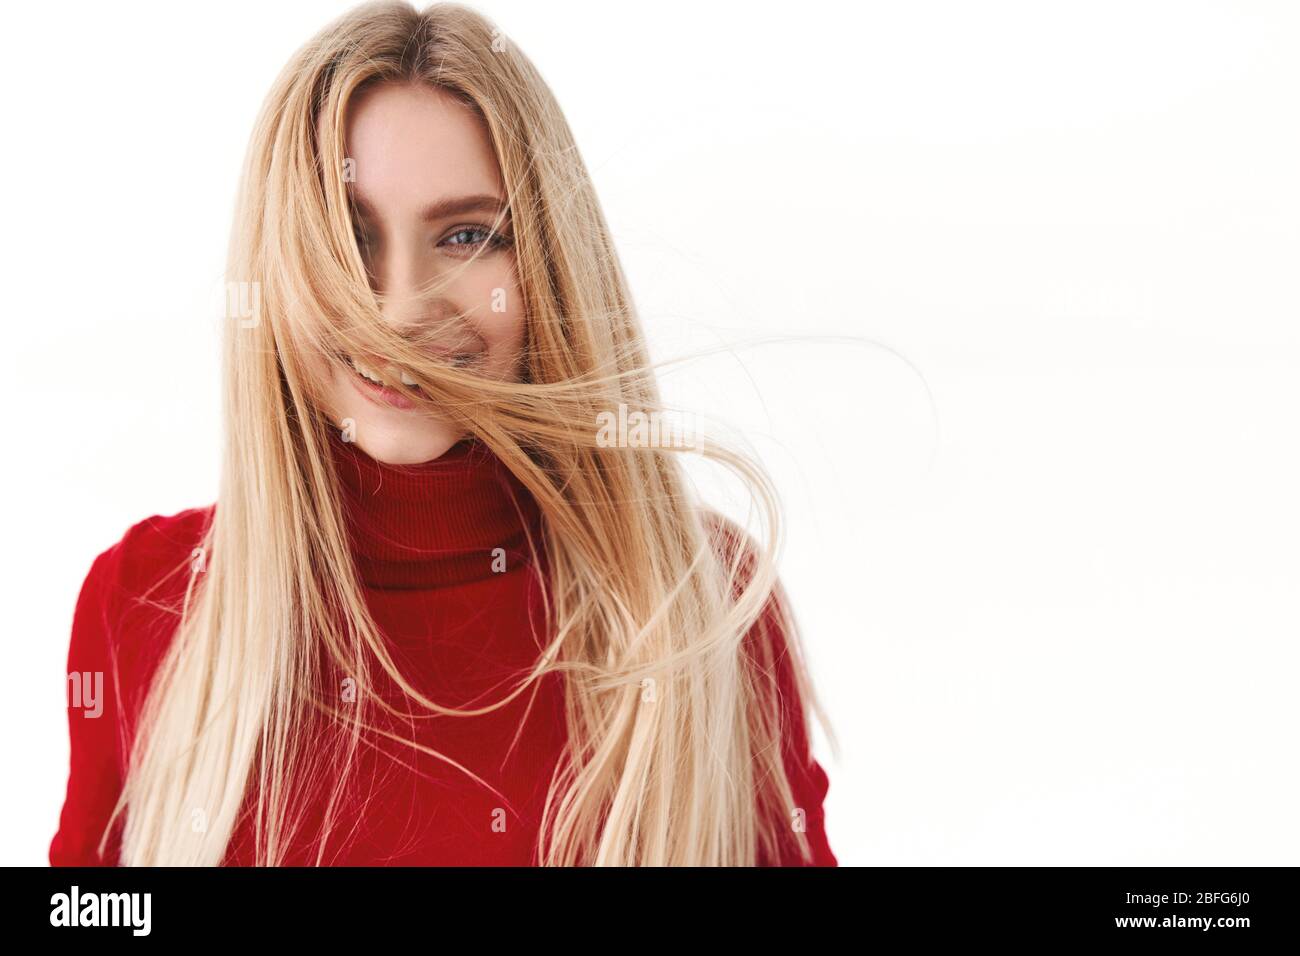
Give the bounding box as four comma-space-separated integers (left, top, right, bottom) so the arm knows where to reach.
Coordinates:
49, 542, 128, 866
751, 590, 838, 867
704, 511, 837, 867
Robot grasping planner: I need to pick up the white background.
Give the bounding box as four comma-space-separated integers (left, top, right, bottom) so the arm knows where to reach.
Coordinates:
2, 1, 1297, 865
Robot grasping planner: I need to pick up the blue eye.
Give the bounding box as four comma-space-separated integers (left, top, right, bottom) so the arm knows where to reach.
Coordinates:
445, 226, 487, 245
441, 224, 512, 254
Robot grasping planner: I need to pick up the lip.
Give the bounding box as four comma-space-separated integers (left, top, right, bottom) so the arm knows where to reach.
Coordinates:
346, 365, 419, 411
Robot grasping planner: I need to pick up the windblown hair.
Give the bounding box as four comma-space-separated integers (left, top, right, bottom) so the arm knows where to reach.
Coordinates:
105, 0, 835, 865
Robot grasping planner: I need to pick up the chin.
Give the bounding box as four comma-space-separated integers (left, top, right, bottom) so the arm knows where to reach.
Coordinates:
327, 371, 468, 465
355, 418, 465, 464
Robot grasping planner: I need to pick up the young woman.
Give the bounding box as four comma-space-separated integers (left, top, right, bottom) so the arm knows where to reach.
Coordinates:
50, 0, 838, 866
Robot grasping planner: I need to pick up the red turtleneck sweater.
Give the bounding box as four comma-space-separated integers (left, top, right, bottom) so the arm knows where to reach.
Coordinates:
50, 434, 836, 866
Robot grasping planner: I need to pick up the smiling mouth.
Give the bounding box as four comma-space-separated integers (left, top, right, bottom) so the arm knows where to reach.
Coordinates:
344, 352, 477, 388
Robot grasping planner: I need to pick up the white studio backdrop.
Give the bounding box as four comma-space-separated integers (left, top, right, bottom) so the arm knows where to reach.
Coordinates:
2, 0, 1297, 865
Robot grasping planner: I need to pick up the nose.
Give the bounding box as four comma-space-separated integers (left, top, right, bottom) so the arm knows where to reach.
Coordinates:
372, 241, 460, 342
374, 246, 430, 333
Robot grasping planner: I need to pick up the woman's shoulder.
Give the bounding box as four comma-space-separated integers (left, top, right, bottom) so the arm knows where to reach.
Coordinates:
74, 504, 216, 644
53, 504, 215, 867
698, 507, 763, 575
697, 507, 809, 743
698, 506, 838, 865
89, 503, 215, 578
111, 504, 216, 563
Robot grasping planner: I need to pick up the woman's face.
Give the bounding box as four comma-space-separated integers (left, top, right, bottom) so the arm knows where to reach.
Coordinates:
322, 81, 525, 465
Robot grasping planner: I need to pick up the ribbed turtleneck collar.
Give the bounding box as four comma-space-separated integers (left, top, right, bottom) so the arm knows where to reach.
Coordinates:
327, 430, 545, 590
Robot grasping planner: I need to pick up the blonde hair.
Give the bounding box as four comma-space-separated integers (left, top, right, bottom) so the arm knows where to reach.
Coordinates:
106, 0, 836, 865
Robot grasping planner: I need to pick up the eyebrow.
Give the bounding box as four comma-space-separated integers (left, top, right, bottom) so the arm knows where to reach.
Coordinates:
349, 192, 509, 222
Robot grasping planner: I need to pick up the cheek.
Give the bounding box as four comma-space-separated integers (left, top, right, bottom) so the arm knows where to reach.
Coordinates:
326, 363, 357, 412
469, 266, 527, 369
480, 310, 527, 381
312, 351, 348, 408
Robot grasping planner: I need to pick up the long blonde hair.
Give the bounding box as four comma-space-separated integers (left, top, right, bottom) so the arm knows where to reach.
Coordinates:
107, 0, 836, 865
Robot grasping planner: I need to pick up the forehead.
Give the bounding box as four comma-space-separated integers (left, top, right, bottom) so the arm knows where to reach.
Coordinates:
341, 81, 503, 210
